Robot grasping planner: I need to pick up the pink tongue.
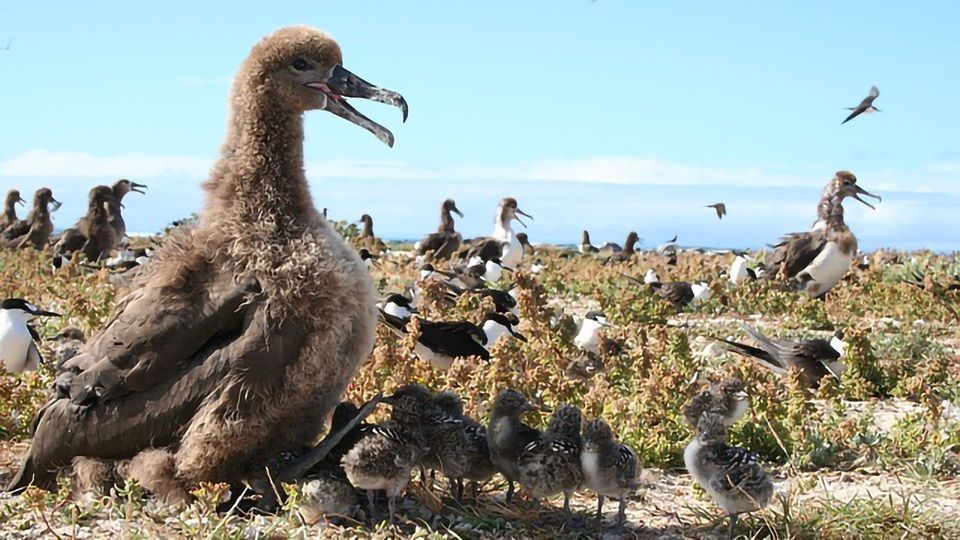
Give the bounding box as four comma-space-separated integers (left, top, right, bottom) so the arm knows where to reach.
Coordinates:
306, 82, 344, 102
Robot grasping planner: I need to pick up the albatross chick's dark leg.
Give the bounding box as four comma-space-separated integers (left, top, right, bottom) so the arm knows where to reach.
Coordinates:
595, 493, 605, 524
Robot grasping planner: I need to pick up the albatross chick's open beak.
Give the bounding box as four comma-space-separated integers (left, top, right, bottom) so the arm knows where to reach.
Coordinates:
453, 205, 464, 218
131, 182, 148, 194
16, 195, 25, 207
50, 198, 63, 212
307, 64, 408, 147
852, 185, 882, 210
514, 208, 534, 228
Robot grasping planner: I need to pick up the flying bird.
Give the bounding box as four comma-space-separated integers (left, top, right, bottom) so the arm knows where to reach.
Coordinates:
842, 86, 880, 124
706, 203, 726, 220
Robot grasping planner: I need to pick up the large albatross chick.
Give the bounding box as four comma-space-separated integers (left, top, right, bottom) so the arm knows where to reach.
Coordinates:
767, 171, 880, 298
8, 26, 407, 499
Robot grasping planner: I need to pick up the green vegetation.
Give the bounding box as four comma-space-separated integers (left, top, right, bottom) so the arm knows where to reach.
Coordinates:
0, 243, 958, 538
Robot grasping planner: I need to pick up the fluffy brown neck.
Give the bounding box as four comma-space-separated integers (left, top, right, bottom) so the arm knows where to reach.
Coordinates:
815, 192, 846, 229
2, 201, 16, 223
203, 92, 314, 231
439, 209, 455, 233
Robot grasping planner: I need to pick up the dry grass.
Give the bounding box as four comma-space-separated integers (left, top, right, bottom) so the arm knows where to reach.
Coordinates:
0, 231, 958, 538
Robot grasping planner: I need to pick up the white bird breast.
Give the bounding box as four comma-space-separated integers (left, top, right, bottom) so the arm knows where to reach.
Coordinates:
802, 242, 852, 295
0, 311, 35, 373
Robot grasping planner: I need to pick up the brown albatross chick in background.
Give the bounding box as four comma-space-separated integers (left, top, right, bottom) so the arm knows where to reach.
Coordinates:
604, 231, 640, 265
355, 213, 388, 254
54, 186, 120, 262
8, 26, 407, 501
416, 198, 464, 260
1, 188, 60, 250
1, 189, 25, 232
109, 179, 148, 240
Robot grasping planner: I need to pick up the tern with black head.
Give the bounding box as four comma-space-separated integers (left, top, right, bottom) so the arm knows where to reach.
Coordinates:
0, 298, 60, 374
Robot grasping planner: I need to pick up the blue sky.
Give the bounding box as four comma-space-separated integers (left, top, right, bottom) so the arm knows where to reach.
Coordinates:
1, 2, 958, 250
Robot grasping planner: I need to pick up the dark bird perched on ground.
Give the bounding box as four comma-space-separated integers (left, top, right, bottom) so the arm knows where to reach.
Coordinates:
54, 186, 121, 261
718, 324, 846, 388
904, 270, 960, 319
416, 199, 464, 260
487, 389, 541, 503
381, 311, 525, 370
342, 393, 425, 523
842, 85, 880, 124
356, 213, 388, 254
767, 171, 880, 298
378, 293, 418, 329
8, 26, 407, 498
435, 257, 508, 289
706, 203, 727, 220
599, 240, 622, 253
579, 230, 599, 253
682, 378, 749, 429
517, 404, 584, 523
656, 235, 679, 266
1, 190, 25, 232
905, 269, 960, 294
432, 390, 496, 499
623, 269, 711, 310
604, 231, 640, 264
108, 179, 148, 240
1, 188, 60, 250
565, 351, 605, 380
516, 232, 534, 256
441, 281, 519, 315
581, 417, 640, 527
0, 299, 60, 374
460, 197, 532, 269
685, 413, 773, 540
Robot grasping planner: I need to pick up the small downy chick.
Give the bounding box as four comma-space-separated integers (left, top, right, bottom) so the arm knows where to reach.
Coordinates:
684, 413, 774, 540
390, 384, 469, 501
341, 394, 426, 523
682, 378, 749, 429
433, 390, 497, 500
297, 401, 372, 524
487, 389, 541, 503
517, 404, 584, 523
581, 417, 640, 527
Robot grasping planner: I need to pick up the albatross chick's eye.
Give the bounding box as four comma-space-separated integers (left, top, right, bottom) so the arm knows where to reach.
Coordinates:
291, 58, 312, 72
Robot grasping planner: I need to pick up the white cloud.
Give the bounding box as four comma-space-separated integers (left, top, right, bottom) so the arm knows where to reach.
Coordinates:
1, 150, 212, 179
2, 150, 958, 195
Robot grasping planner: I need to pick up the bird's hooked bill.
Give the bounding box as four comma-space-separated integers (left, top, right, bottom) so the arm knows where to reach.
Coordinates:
514, 208, 533, 228
308, 64, 408, 148
852, 185, 881, 209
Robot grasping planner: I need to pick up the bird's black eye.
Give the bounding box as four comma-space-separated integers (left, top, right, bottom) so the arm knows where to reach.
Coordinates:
291, 58, 311, 72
